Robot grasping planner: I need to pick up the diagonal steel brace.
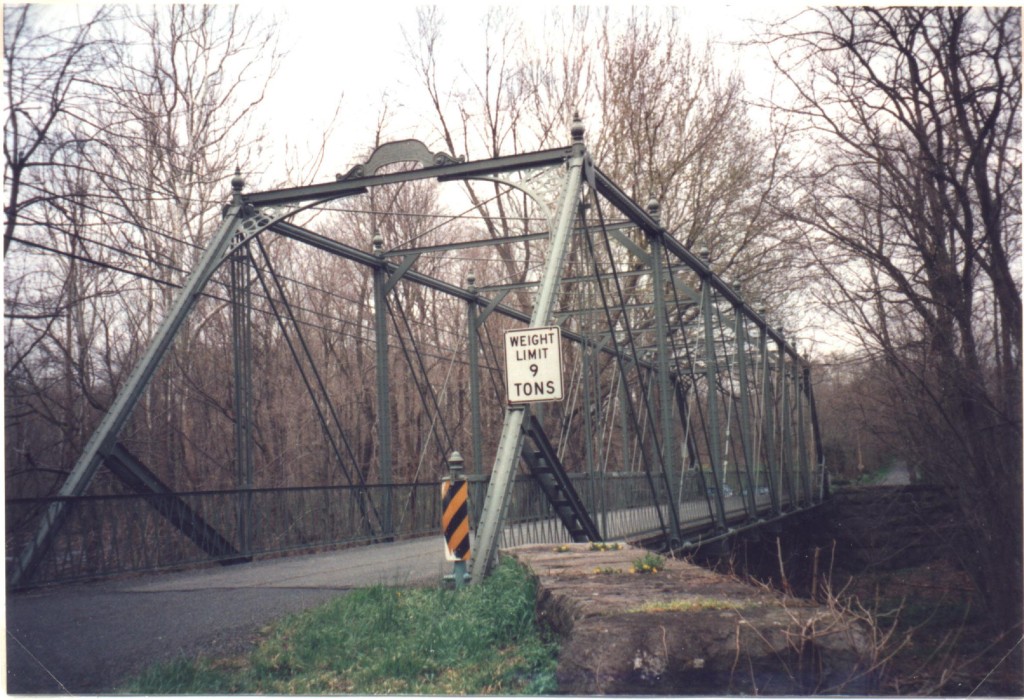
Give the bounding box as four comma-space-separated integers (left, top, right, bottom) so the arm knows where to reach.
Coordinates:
470, 128, 588, 583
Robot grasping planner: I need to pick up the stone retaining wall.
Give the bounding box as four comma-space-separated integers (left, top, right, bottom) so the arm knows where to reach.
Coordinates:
505, 543, 880, 695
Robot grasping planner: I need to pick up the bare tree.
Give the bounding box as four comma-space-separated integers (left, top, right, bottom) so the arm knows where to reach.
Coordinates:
765, 7, 1021, 631
81, 5, 280, 488
4, 5, 283, 497
591, 9, 803, 315
3, 5, 112, 257
405, 7, 804, 316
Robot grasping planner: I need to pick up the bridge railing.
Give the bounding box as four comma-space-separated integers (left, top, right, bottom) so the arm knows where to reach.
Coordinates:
5, 473, 666, 588
6, 459, 822, 589
5, 483, 431, 587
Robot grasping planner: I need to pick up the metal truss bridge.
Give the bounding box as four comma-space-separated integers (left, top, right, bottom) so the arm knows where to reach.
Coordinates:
7, 119, 826, 589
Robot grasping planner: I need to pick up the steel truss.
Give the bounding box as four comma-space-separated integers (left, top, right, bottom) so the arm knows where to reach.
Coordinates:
9, 120, 825, 588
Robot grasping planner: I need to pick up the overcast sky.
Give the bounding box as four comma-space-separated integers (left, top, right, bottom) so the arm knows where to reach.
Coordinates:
23, 1, 797, 185
259, 2, 793, 184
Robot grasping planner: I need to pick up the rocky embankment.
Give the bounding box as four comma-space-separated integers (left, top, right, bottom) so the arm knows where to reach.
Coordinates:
506, 544, 880, 695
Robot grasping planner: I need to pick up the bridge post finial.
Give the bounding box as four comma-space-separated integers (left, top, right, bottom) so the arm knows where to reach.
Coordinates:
230, 167, 245, 205
646, 197, 661, 224
699, 247, 711, 273
571, 112, 584, 143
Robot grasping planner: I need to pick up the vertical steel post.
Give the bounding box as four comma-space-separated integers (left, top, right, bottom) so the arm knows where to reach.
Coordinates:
467, 274, 482, 476
758, 311, 781, 516
732, 284, 757, 518
796, 355, 811, 505
10, 179, 248, 587
777, 328, 796, 506
803, 363, 827, 501
700, 250, 727, 531
231, 238, 255, 555
619, 363, 630, 473
581, 339, 601, 536
372, 234, 394, 538
471, 118, 587, 583
647, 200, 681, 544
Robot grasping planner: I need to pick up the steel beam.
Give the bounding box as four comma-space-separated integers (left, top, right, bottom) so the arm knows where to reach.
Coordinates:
270, 220, 662, 370
372, 236, 394, 537
105, 443, 244, 562
778, 329, 796, 506
700, 253, 728, 532
382, 232, 551, 258
733, 285, 758, 517
230, 239, 255, 555
481, 265, 699, 294
759, 320, 781, 516
581, 339, 601, 537
470, 125, 586, 583
803, 365, 826, 500
648, 213, 681, 544
796, 358, 811, 505
245, 147, 571, 208
590, 165, 801, 362
467, 275, 482, 475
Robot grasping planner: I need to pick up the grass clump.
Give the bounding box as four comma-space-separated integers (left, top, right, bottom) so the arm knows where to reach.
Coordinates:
631, 552, 664, 574
122, 558, 558, 695
628, 597, 743, 613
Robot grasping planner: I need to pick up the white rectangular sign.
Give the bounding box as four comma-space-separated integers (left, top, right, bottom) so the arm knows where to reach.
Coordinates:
504, 326, 563, 404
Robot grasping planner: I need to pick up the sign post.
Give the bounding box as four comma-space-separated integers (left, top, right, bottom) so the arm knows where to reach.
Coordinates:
504, 326, 564, 404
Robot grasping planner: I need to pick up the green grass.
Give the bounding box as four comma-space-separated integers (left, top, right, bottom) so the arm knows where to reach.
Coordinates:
627, 597, 744, 613
122, 558, 558, 695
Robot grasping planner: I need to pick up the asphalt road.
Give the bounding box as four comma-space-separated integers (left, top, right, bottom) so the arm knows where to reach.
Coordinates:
5, 537, 449, 695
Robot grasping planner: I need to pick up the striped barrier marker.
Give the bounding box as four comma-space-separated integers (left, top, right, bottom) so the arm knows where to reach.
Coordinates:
442, 451, 471, 588
442, 478, 471, 561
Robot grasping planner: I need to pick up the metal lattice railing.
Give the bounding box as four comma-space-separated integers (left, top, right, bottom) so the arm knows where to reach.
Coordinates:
4, 467, 819, 588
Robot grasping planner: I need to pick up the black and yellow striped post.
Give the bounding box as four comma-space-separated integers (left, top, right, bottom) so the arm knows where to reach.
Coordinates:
442, 450, 471, 588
